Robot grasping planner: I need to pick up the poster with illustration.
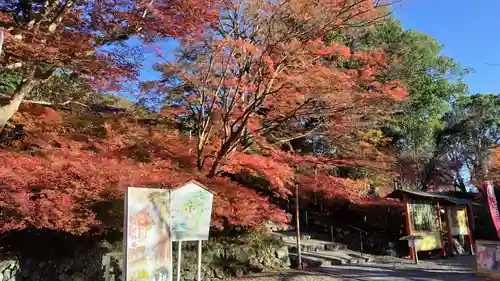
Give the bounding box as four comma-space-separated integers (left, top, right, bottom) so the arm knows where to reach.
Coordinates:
170, 181, 214, 241
125, 187, 172, 281
447, 206, 469, 235
476, 240, 500, 277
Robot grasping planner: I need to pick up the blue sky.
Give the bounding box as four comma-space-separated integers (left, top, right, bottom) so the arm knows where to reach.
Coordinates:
393, 0, 500, 192
393, 0, 500, 94
138, 1, 500, 95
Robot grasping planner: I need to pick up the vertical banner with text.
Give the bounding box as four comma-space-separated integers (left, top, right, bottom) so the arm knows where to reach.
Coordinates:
486, 181, 500, 240
125, 187, 173, 281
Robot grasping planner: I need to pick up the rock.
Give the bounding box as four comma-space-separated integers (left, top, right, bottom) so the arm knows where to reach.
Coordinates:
30, 272, 39, 281
248, 257, 264, 272
226, 246, 256, 264
452, 238, 465, 255
21, 269, 30, 278
3, 269, 10, 279
72, 272, 85, 281
213, 267, 225, 279
59, 273, 72, 281
264, 221, 292, 232
0, 260, 17, 273
98, 240, 113, 250
275, 246, 289, 260
232, 266, 244, 277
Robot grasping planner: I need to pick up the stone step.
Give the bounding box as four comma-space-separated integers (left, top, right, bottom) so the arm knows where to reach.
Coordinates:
303, 251, 367, 265
289, 253, 330, 269
324, 242, 348, 251
289, 250, 369, 269
344, 252, 372, 263
272, 232, 348, 253
288, 242, 348, 254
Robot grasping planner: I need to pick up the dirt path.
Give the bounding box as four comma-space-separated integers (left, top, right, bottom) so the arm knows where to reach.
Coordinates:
231, 256, 485, 281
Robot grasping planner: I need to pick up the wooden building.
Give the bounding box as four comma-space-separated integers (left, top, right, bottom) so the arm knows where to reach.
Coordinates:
385, 189, 475, 261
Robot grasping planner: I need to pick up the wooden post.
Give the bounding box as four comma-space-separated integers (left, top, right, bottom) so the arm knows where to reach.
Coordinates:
445, 207, 454, 256
468, 203, 475, 232
436, 201, 446, 257
330, 226, 334, 243
359, 232, 363, 253
295, 184, 302, 270
403, 194, 415, 261
464, 205, 474, 254
305, 210, 308, 230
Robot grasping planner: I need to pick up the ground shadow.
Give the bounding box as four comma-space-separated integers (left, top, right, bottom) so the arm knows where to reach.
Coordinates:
316, 256, 484, 281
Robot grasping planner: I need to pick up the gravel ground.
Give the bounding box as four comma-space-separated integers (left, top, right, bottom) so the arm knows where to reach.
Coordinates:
230, 255, 482, 281
230, 270, 350, 281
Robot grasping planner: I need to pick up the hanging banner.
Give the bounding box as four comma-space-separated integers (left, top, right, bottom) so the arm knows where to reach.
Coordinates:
486, 181, 500, 239
170, 181, 214, 241
447, 206, 469, 235
125, 187, 173, 281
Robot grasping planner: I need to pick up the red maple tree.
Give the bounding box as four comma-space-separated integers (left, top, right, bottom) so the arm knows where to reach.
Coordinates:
0, 0, 408, 235
0, 106, 289, 233
147, 0, 406, 180
0, 0, 222, 132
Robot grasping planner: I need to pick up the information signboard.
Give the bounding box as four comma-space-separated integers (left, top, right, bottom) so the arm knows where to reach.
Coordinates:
476, 240, 500, 279
170, 181, 214, 241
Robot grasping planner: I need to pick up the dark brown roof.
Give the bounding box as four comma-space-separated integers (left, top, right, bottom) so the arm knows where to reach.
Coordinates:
385, 189, 475, 205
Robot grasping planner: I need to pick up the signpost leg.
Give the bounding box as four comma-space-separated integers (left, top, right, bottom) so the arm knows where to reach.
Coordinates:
197, 240, 202, 281
103, 255, 111, 281
295, 184, 302, 270
177, 241, 182, 281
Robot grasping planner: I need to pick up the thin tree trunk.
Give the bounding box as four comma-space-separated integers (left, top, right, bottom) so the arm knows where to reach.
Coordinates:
0, 76, 38, 133
207, 138, 235, 178
208, 158, 221, 178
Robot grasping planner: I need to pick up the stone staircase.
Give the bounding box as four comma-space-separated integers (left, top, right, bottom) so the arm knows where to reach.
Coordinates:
271, 232, 371, 269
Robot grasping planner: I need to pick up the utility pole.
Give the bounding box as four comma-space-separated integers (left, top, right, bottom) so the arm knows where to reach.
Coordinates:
295, 183, 302, 270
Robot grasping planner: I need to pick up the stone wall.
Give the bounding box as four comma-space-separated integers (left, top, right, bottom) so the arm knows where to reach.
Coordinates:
0, 231, 290, 281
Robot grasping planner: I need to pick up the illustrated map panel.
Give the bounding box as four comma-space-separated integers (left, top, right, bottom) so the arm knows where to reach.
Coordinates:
170, 182, 214, 241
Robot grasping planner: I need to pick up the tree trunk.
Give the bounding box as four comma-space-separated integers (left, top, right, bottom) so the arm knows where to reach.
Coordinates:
0, 76, 38, 133
207, 152, 224, 178
207, 140, 234, 178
